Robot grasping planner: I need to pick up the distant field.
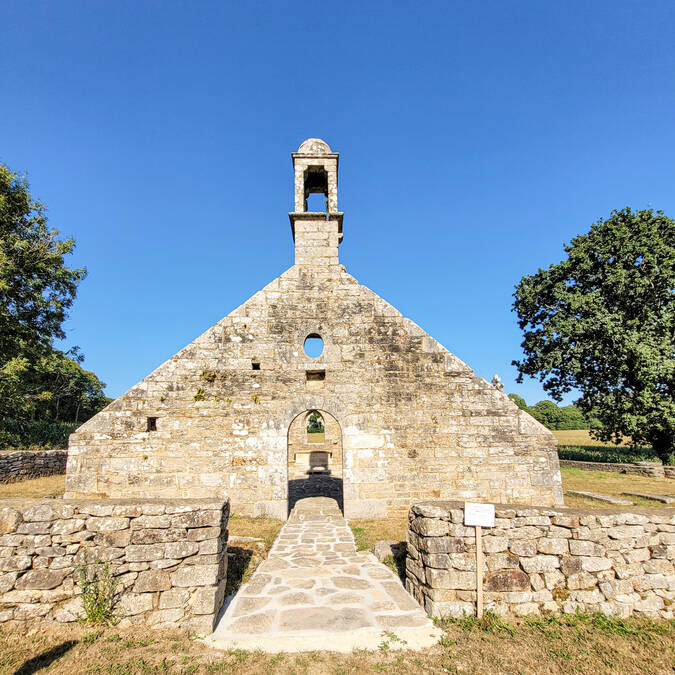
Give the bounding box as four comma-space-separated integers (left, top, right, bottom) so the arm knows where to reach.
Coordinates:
553, 430, 627, 446
0, 474, 65, 498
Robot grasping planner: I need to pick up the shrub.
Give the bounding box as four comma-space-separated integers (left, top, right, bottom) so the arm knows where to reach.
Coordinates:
75, 562, 116, 625
0, 418, 77, 449
558, 444, 661, 464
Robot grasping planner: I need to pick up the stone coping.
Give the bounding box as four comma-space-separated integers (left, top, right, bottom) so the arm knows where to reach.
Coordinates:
0, 496, 228, 509
412, 500, 675, 517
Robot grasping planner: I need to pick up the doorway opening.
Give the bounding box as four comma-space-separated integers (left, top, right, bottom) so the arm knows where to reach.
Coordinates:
287, 409, 343, 514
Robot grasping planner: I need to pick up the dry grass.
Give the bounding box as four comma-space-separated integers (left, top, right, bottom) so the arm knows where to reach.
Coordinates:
561, 467, 675, 509
0, 613, 672, 674
553, 430, 630, 446
227, 514, 284, 548
0, 473, 65, 498
224, 515, 284, 596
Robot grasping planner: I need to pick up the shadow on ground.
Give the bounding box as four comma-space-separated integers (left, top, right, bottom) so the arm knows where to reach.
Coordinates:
288, 475, 343, 514
13, 640, 77, 675
225, 546, 254, 596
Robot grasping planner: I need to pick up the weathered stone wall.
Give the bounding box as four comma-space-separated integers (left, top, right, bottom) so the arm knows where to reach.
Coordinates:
0, 449, 68, 484
0, 498, 228, 632
65, 139, 562, 519
66, 264, 562, 519
405, 501, 674, 619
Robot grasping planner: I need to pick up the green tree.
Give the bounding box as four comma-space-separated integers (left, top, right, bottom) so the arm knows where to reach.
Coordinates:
557, 404, 588, 430
0, 164, 86, 361
307, 412, 324, 433
7, 347, 110, 423
0, 163, 107, 430
529, 400, 562, 429
512, 207, 675, 462
507, 393, 529, 410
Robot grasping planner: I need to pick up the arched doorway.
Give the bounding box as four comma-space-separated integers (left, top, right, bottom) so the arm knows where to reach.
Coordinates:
287, 409, 343, 513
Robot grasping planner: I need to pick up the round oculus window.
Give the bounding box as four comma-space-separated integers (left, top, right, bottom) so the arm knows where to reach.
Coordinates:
304, 334, 324, 358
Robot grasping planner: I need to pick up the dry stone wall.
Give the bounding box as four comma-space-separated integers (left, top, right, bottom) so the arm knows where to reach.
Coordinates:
0, 498, 229, 632
0, 449, 67, 484
405, 501, 674, 619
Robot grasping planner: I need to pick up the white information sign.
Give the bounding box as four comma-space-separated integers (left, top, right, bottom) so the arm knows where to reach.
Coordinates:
464, 502, 495, 528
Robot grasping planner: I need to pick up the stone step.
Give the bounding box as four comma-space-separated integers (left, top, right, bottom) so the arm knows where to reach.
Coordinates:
621, 492, 675, 504
566, 490, 634, 505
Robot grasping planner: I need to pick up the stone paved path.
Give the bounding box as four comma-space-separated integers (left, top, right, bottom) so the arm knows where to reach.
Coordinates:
206, 497, 441, 652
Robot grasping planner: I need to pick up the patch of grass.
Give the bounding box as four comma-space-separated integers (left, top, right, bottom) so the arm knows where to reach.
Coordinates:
382, 552, 406, 584
83, 631, 104, 644
561, 467, 675, 509
587, 612, 673, 637
350, 525, 368, 551
348, 516, 408, 552
378, 630, 408, 651
0, 473, 65, 497
228, 514, 284, 546
0, 417, 78, 449
559, 444, 660, 464
438, 610, 516, 636
553, 429, 667, 464
224, 547, 256, 597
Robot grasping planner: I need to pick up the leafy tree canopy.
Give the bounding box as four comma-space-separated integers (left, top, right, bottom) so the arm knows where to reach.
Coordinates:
307, 412, 325, 433
0, 163, 108, 431
0, 164, 86, 361
512, 207, 675, 462
507, 393, 528, 411
507, 394, 589, 430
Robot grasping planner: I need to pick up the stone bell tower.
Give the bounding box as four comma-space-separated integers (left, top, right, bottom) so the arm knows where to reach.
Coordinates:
289, 138, 344, 266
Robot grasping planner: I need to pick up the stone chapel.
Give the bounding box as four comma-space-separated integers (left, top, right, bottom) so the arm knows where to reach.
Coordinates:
65, 139, 563, 518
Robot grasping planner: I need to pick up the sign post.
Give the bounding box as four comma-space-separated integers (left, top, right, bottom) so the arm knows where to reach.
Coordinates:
464, 502, 495, 619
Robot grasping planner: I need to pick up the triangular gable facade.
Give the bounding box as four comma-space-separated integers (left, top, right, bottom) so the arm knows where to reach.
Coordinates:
66, 139, 562, 518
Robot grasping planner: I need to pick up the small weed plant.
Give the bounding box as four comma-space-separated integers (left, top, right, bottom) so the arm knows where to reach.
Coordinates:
378, 630, 408, 651
75, 561, 117, 625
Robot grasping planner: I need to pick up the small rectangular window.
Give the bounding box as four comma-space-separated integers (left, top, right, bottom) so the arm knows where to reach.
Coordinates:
147, 417, 157, 432
252, 362, 261, 370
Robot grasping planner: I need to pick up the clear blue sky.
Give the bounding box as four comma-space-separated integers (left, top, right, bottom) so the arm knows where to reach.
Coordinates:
2, 1, 674, 404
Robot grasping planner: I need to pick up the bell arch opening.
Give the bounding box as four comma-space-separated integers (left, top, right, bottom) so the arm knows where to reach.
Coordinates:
287, 408, 343, 514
